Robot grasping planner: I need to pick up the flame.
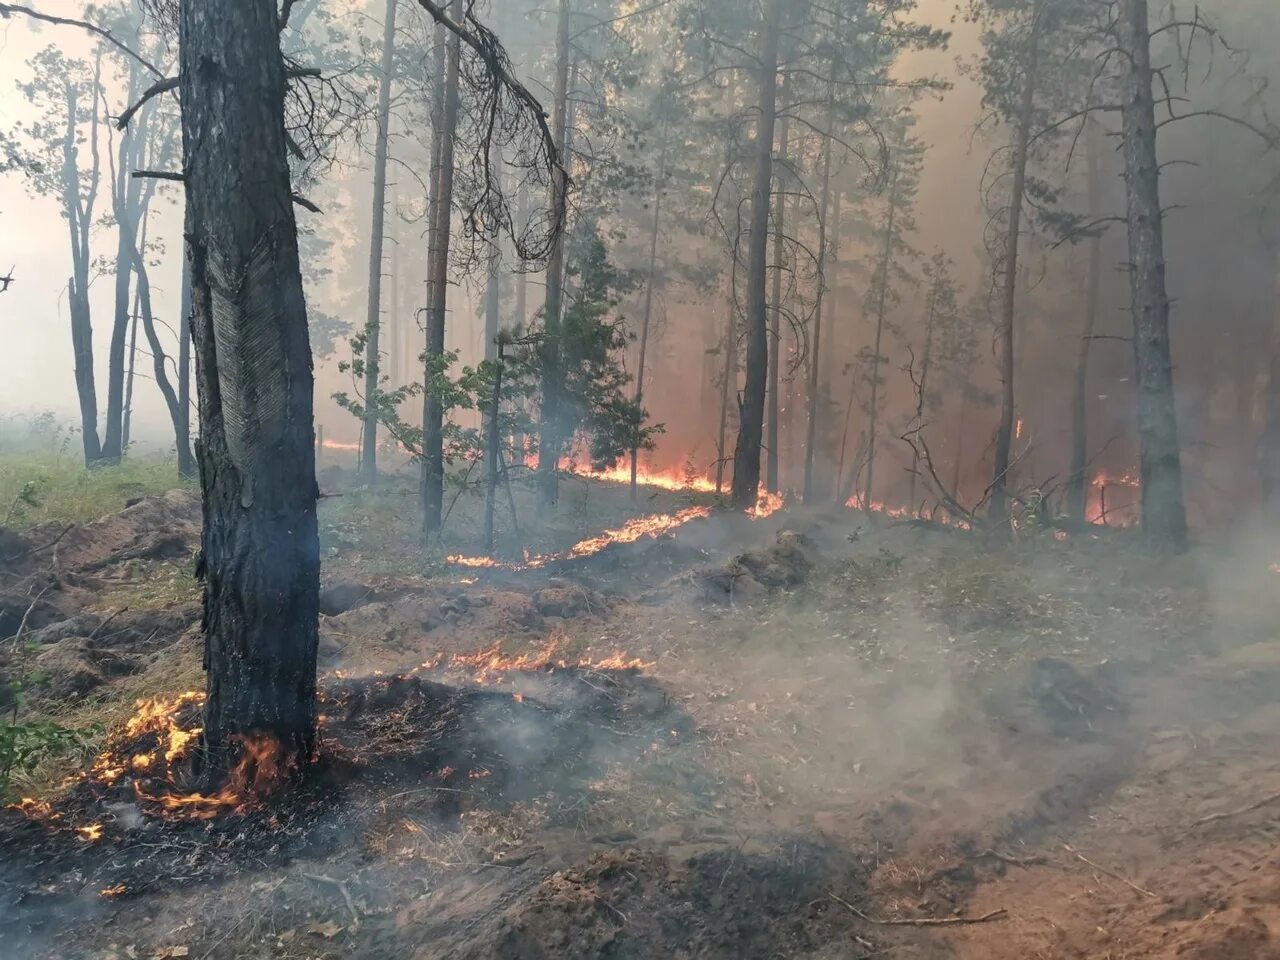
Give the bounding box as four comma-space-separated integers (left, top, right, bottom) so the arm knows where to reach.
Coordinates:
133, 732, 293, 821
429, 637, 654, 684
752, 490, 784, 518
100, 884, 127, 898
1015, 418, 1025, 440
76, 823, 103, 842
319, 438, 361, 453
577, 461, 717, 493
1087, 471, 1141, 527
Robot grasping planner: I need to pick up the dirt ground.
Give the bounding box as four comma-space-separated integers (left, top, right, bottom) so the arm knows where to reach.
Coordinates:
4, 478, 1280, 959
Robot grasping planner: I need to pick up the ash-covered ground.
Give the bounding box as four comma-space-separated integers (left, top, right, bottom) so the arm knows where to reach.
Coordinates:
4, 474, 1280, 959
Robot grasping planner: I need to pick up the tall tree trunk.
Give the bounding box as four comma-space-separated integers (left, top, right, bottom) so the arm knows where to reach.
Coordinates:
952, 372, 971, 497
908, 271, 940, 510
483, 146, 503, 362
863, 166, 899, 511
122, 286, 140, 452
630, 110, 670, 499
361, 0, 399, 484
181, 0, 320, 775
536, 0, 572, 508
1067, 120, 1103, 521
177, 250, 195, 478
484, 343, 505, 555
716, 293, 738, 495
731, 0, 783, 510
131, 245, 186, 456
1118, 0, 1188, 549
422, 1, 461, 534
63, 78, 103, 466
803, 73, 837, 504
104, 61, 146, 463
766, 102, 788, 494
990, 0, 1043, 523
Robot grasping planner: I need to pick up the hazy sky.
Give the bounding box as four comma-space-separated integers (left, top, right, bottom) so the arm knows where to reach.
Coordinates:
0, 0, 984, 449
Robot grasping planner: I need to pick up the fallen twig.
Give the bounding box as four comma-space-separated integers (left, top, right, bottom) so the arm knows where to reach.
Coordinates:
1062, 844, 1155, 898
303, 873, 361, 929
829, 893, 1008, 926
1183, 791, 1280, 834
972, 848, 1047, 868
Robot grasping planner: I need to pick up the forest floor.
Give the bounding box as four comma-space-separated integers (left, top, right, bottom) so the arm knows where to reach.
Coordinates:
3, 455, 1280, 959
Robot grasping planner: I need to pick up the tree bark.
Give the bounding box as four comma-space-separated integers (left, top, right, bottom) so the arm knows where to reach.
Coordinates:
131, 244, 186, 458
630, 110, 670, 499
536, 0, 572, 508
104, 60, 147, 463
716, 293, 738, 495
422, 1, 461, 534
803, 73, 837, 504
181, 0, 320, 775
863, 166, 899, 511
484, 343, 505, 555
62, 77, 103, 466
731, 0, 783, 510
177, 249, 195, 478
766, 101, 788, 495
908, 266, 940, 510
989, 0, 1043, 524
361, 0, 398, 484
1067, 119, 1103, 521
1118, 0, 1188, 549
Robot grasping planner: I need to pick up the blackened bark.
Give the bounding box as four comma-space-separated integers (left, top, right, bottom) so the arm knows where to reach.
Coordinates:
104, 60, 147, 462
1067, 120, 1103, 521
484, 343, 505, 555
908, 267, 940, 510
990, 0, 1043, 524
803, 74, 837, 504
731, 0, 782, 511
863, 167, 898, 511
122, 289, 140, 452
181, 0, 321, 772
536, 0, 571, 508
766, 104, 788, 495
630, 110, 669, 499
62, 78, 103, 466
422, 2, 461, 534
1118, 0, 1188, 549
361, 0, 398, 484
716, 293, 738, 495
177, 250, 195, 479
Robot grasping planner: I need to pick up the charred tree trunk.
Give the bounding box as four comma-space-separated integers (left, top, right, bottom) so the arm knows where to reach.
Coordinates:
1067, 120, 1103, 522
908, 271, 940, 510
630, 110, 670, 499
863, 166, 899, 511
361, 0, 399, 484
990, 0, 1043, 525
1118, 0, 1188, 549
62, 76, 103, 466
484, 342, 505, 555
716, 293, 738, 495
181, 0, 321, 775
422, 2, 461, 535
536, 0, 572, 508
766, 102, 788, 495
177, 251, 195, 478
104, 61, 147, 463
731, 0, 783, 511
122, 287, 140, 454
803, 75, 837, 505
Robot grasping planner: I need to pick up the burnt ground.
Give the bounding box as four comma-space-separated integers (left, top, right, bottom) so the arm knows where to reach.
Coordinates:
4, 482, 1280, 959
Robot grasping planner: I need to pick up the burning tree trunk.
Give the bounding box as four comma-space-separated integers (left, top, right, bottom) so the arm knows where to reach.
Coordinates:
361, 0, 399, 485
766, 101, 789, 495
863, 165, 899, 511
1067, 119, 1103, 522
1117, 0, 1187, 549
803, 74, 837, 504
989, 0, 1043, 525
630, 109, 670, 500
731, 0, 783, 511
62, 71, 104, 467
180, 0, 321, 774
422, 2, 461, 534
536, 0, 572, 509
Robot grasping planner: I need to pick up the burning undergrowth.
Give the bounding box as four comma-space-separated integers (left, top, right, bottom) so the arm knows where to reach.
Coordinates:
0, 654, 696, 935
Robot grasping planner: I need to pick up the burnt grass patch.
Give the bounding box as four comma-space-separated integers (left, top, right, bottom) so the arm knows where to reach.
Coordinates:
0, 665, 697, 938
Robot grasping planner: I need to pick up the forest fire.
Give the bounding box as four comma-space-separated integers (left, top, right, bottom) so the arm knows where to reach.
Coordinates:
319, 438, 362, 453
418, 636, 655, 684
1088, 471, 1140, 527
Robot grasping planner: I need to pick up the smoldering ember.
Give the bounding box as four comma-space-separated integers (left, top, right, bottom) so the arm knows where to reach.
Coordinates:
5, 2, 1280, 959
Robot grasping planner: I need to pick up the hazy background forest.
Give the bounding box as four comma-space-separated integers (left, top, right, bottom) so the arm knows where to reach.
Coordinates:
5, 0, 1278, 530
